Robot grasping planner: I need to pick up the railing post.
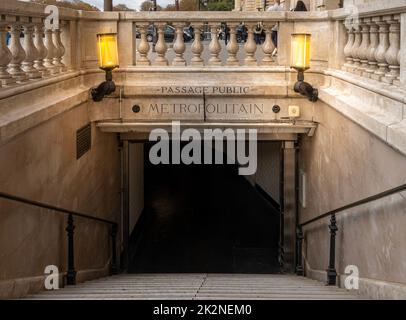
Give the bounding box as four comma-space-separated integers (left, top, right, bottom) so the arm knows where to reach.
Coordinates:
66, 214, 76, 285
111, 223, 118, 275
295, 226, 304, 276
326, 213, 338, 285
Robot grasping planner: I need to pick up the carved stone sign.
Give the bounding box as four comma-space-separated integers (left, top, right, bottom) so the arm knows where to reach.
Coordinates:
121, 86, 304, 121
159, 86, 250, 95
147, 102, 264, 115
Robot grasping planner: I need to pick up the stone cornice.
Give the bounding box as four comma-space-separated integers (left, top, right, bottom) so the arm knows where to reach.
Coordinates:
331, 0, 406, 20
0, 0, 78, 20
0, 68, 405, 156
2, 0, 405, 24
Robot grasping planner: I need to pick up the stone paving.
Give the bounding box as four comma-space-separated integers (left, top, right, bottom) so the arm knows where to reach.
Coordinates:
28, 274, 361, 300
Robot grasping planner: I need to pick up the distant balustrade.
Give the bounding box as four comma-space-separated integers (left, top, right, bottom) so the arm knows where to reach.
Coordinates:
0, 4, 71, 89
132, 18, 281, 68
342, 13, 401, 86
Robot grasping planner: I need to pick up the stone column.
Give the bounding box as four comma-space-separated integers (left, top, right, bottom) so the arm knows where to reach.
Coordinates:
154, 23, 168, 66
383, 15, 400, 84
372, 18, 390, 81
394, 50, 401, 86
357, 18, 370, 76
136, 23, 151, 66
329, 19, 347, 70
226, 23, 239, 66
400, 13, 406, 87
281, 141, 296, 273
364, 19, 379, 78
172, 23, 186, 66
118, 21, 135, 67
342, 26, 355, 71
22, 24, 42, 79
8, 24, 28, 82
208, 24, 221, 66
0, 24, 16, 85
53, 27, 67, 72
191, 23, 204, 66
277, 21, 294, 67
244, 23, 257, 66
44, 27, 58, 74
350, 24, 362, 72
34, 24, 50, 77
261, 23, 275, 66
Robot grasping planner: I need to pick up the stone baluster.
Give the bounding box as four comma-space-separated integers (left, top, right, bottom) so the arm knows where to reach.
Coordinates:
357, 19, 370, 76
350, 24, 362, 72
244, 23, 257, 66
154, 23, 168, 66
261, 23, 275, 66
342, 27, 355, 71
33, 24, 50, 77
44, 27, 58, 74
8, 24, 28, 82
394, 50, 400, 86
137, 24, 151, 66
372, 18, 390, 81
0, 24, 16, 85
22, 24, 41, 79
172, 23, 186, 66
364, 19, 379, 78
191, 24, 204, 66
383, 15, 400, 84
53, 26, 66, 72
226, 23, 239, 66
208, 23, 221, 66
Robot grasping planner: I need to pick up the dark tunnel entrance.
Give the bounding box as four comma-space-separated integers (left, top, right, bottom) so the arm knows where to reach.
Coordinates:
127, 142, 281, 274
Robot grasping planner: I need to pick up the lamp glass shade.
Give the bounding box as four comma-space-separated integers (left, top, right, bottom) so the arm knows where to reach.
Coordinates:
291, 33, 311, 71
97, 33, 119, 70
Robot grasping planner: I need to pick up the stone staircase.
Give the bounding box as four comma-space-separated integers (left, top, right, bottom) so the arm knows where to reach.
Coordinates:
28, 274, 361, 300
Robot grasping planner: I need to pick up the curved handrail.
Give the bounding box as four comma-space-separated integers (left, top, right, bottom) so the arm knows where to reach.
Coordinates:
300, 183, 406, 227
0, 191, 119, 284
0, 191, 117, 226
295, 182, 406, 284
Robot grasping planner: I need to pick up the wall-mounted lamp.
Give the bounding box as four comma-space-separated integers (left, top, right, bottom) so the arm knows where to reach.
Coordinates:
291, 34, 318, 102
91, 33, 119, 102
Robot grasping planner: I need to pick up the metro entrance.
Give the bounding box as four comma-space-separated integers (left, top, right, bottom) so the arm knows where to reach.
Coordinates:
125, 142, 282, 274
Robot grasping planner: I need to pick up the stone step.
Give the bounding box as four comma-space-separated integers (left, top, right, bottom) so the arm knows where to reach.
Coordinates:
27, 274, 360, 300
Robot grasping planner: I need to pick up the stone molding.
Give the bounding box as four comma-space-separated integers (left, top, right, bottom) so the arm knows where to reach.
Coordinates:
0, 261, 111, 299
1, 68, 405, 156
303, 257, 406, 299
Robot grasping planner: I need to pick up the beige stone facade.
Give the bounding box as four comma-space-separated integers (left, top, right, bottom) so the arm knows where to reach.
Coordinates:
234, 0, 339, 11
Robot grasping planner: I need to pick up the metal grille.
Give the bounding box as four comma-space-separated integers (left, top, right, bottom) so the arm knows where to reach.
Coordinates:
76, 123, 91, 159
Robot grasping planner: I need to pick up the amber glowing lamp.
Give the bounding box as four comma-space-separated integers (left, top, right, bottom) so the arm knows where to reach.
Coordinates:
91, 33, 119, 102
290, 34, 318, 102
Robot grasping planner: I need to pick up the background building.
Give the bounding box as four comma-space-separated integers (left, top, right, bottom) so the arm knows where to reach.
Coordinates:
234, 0, 342, 11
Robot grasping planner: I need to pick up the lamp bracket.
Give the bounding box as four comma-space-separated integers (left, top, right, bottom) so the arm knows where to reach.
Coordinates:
294, 70, 318, 102
91, 69, 116, 102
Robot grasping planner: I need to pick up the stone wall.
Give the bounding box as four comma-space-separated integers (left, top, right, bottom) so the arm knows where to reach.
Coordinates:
248, 142, 281, 205
129, 143, 145, 233
299, 100, 406, 299
0, 103, 121, 299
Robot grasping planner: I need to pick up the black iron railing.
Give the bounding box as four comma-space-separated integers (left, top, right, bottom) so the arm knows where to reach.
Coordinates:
296, 183, 406, 285
0, 191, 118, 285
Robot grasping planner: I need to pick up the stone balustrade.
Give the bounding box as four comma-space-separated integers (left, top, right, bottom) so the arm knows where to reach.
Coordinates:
129, 12, 283, 68
0, 9, 70, 88
341, 13, 402, 86
0, 0, 405, 93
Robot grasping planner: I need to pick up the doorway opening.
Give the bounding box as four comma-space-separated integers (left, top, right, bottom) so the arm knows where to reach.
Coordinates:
127, 141, 282, 274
